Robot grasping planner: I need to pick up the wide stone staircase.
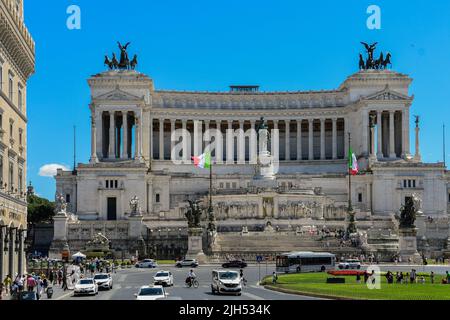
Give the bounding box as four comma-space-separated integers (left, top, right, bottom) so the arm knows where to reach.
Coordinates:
210, 232, 361, 261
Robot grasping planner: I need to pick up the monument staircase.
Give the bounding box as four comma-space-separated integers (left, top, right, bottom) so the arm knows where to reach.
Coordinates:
210, 232, 362, 261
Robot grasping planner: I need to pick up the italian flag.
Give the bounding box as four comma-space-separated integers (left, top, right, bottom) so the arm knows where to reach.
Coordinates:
192, 152, 211, 169
348, 147, 358, 175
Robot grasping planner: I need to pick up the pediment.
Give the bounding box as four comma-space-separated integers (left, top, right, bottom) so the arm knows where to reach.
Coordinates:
363, 87, 412, 102
95, 88, 143, 102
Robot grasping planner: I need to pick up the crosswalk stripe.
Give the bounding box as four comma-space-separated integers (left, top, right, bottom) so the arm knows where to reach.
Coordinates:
241, 291, 264, 300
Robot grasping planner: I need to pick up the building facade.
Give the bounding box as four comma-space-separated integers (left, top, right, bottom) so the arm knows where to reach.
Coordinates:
55, 62, 450, 260
0, 0, 35, 279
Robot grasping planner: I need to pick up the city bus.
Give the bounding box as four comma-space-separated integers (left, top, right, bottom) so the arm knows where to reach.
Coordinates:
276, 251, 336, 273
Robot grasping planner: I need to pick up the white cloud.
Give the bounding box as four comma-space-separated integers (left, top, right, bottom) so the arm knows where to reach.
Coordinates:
38, 164, 70, 177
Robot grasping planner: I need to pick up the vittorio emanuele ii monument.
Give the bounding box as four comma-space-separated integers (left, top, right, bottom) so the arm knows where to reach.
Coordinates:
50, 42, 450, 263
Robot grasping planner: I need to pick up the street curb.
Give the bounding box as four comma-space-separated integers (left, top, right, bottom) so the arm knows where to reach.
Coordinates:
262, 285, 358, 300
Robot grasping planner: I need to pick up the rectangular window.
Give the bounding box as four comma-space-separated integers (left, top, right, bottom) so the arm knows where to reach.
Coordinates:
0, 114, 2, 129
19, 129, 22, 145
66, 194, 70, 203
18, 168, 23, 194
412, 180, 416, 188
9, 121, 13, 137
408, 180, 411, 188
403, 180, 407, 188
106, 180, 109, 188
9, 162, 13, 191
8, 73, 13, 101
448, 193, 450, 203
358, 193, 363, 203
18, 86, 22, 111
115, 180, 118, 188
155, 193, 160, 203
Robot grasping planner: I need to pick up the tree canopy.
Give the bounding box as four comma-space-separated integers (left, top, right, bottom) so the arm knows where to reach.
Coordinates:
27, 194, 55, 225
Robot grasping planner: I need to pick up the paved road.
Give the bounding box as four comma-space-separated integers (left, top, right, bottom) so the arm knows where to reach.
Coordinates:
53, 265, 322, 301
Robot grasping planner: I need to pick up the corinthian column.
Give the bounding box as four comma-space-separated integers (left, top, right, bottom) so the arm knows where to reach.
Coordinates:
159, 119, 165, 160
182, 119, 188, 163
249, 120, 257, 164
108, 112, 115, 159
377, 110, 383, 159
296, 120, 302, 161
332, 118, 337, 160
90, 113, 98, 163
389, 111, 396, 158
308, 119, 314, 160
238, 120, 245, 164
226, 120, 233, 164
122, 112, 128, 159
320, 118, 325, 160
285, 120, 290, 161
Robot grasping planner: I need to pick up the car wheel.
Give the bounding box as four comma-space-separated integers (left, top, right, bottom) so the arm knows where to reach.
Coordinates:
357, 265, 361, 270
338, 265, 343, 269
320, 266, 326, 272
345, 265, 349, 269
296, 267, 301, 273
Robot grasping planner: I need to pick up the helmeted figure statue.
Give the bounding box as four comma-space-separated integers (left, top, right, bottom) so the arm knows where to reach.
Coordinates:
185, 200, 203, 228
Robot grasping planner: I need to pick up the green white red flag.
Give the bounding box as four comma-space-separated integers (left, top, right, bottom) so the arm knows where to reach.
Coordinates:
192, 152, 211, 169
348, 147, 358, 175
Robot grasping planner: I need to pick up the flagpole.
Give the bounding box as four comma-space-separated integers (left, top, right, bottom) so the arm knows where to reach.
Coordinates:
347, 132, 356, 236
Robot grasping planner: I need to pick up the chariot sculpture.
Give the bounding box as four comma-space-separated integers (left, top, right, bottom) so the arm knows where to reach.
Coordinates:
104, 42, 138, 70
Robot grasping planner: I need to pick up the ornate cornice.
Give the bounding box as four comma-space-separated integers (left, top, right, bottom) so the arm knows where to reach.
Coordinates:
0, 1, 35, 81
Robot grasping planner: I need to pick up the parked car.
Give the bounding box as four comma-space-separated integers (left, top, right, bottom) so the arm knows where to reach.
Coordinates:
135, 259, 158, 268
175, 259, 199, 268
93, 273, 113, 290
134, 285, 168, 300
338, 259, 361, 270
74, 278, 98, 296
222, 260, 248, 268
211, 270, 242, 296
153, 271, 174, 286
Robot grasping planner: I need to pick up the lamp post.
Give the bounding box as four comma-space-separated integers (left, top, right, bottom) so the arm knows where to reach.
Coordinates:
346, 132, 357, 237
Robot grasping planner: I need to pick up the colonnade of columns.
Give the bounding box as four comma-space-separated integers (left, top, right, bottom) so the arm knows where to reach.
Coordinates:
91, 110, 143, 161
151, 118, 347, 162
367, 109, 408, 160
0, 226, 25, 281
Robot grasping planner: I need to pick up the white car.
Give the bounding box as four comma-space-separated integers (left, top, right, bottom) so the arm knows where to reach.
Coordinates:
134, 285, 168, 300
93, 273, 113, 290
175, 259, 199, 268
211, 270, 242, 296
74, 278, 98, 296
153, 271, 174, 286
338, 259, 362, 270
136, 259, 158, 268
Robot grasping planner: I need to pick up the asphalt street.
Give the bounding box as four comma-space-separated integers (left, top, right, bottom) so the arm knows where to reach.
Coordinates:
51, 264, 321, 301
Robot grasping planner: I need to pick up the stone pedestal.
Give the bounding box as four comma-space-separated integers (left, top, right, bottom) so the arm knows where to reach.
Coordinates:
398, 227, 422, 264
49, 212, 70, 259
128, 214, 146, 257
186, 227, 207, 263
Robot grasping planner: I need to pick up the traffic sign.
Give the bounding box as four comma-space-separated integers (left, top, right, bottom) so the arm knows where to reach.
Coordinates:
256, 255, 264, 263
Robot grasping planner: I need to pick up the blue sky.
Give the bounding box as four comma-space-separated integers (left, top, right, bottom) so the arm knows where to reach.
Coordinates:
24, 0, 450, 200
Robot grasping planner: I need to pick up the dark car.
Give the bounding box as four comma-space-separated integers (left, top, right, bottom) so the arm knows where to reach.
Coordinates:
222, 260, 248, 268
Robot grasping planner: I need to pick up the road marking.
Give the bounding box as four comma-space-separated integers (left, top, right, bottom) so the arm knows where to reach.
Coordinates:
241, 291, 264, 300
55, 291, 73, 300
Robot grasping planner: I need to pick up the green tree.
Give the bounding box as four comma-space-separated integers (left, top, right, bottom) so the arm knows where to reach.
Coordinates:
27, 194, 55, 225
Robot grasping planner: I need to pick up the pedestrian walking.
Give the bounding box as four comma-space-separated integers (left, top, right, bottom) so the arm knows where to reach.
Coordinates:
3, 275, 11, 295
272, 272, 278, 284
430, 271, 434, 284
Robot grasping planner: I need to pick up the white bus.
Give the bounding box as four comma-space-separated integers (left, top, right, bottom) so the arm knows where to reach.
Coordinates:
276, 251, 336, 273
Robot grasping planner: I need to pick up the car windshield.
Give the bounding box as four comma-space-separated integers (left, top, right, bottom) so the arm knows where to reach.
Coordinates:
94, 275, 108, 280
139, 288, 163, 296
156, 272, 169, 277
219, 272, 239, 280
79, 279, 93, 285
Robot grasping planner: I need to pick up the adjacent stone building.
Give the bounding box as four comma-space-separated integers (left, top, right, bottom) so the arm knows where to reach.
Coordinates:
54, 57, 449, 261
0, 0, 35, 279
